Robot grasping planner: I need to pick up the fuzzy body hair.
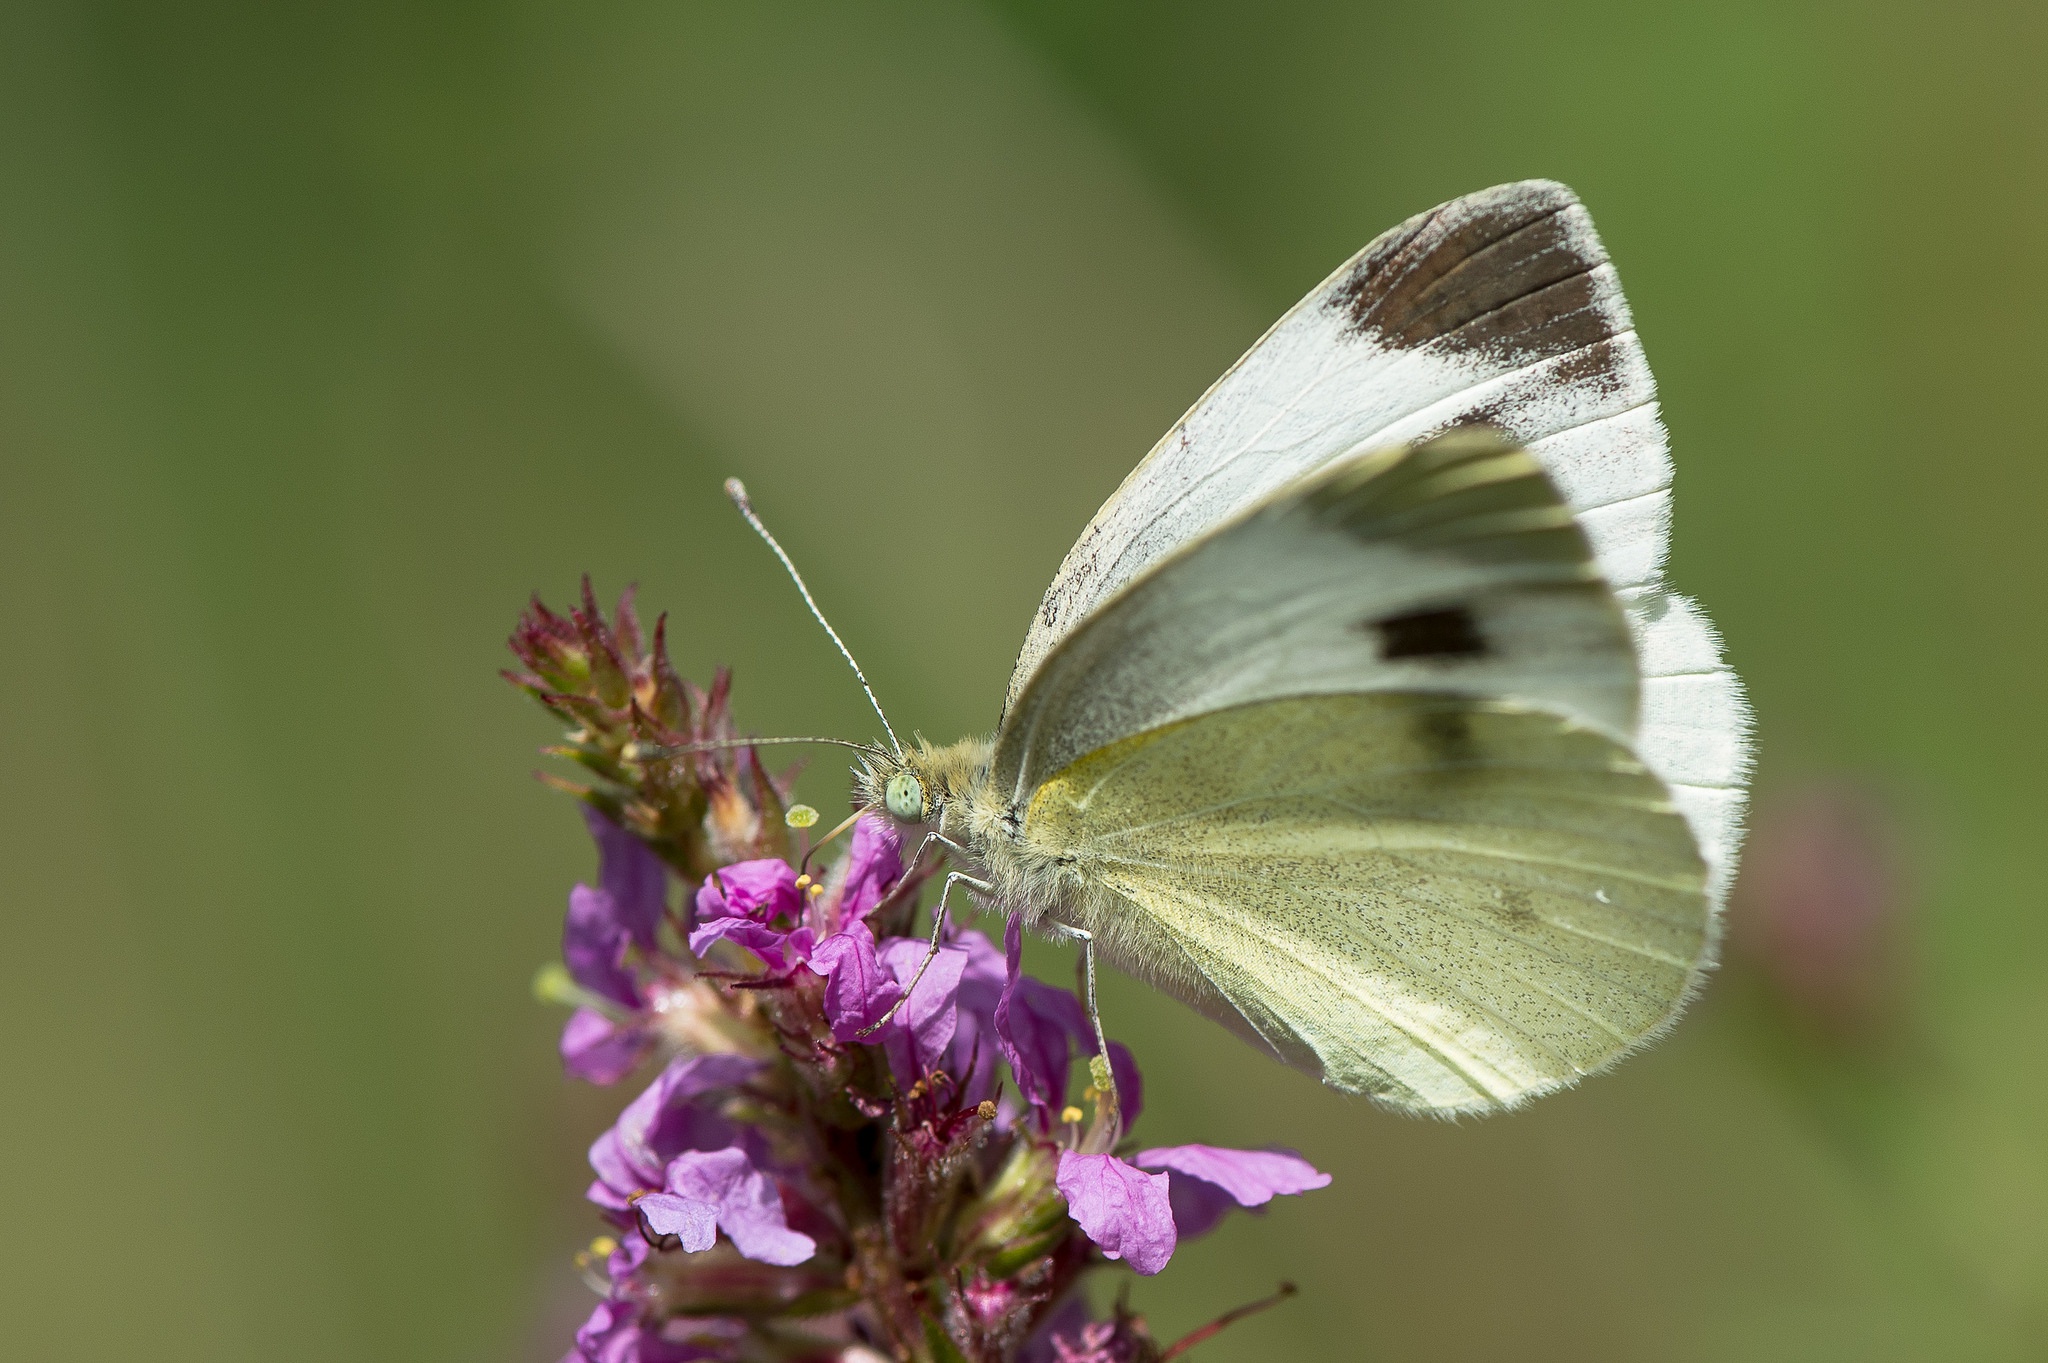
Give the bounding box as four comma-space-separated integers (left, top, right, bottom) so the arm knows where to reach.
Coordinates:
855, 738, 1233, 1038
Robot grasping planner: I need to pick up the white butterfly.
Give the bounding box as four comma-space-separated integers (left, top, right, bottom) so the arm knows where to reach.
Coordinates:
738, 180, 1751, 1115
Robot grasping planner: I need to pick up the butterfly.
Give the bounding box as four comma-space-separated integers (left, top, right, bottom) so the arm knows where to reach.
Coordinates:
730, 180, 1750, 1116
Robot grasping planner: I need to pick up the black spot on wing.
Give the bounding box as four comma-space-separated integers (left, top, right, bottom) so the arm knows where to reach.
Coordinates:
1369, 605, 1490, 662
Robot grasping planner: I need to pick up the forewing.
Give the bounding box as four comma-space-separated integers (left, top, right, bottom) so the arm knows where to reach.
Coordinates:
993, 430, 1636, 805
1008, 180, 1670, 712
1023, 694, 1712, 1114
1005, 179, 1749, 896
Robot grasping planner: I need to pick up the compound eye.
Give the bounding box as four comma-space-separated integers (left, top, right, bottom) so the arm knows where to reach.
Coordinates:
884, 772, 925, 822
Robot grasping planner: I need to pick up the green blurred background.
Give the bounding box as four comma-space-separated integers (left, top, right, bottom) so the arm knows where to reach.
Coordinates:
5, 1, 2044, 1358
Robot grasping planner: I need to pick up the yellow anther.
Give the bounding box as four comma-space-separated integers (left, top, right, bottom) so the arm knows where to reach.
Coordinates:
785, 804, 820, 829
1060, 1105, 1084, 1125
589, 1236, 618, 1257
808, 882, 824, 899
977, 1100, 998, 1121
794, 874, 813, 892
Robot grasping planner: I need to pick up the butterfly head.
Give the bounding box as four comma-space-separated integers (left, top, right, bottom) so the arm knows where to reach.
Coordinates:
856, 736, 996, 832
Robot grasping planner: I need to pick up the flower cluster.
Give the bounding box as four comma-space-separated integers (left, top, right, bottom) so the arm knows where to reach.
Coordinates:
511, 584, 1328, 1362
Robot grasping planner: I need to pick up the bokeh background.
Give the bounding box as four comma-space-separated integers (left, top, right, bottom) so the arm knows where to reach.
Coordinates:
5, 1, 2045, 1359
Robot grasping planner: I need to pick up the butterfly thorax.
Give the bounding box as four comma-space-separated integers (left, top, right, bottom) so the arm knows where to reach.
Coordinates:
857, 735, 1081, 926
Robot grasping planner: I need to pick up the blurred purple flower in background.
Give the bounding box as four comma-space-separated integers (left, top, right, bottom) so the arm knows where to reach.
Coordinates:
510, 585, 1324, 1362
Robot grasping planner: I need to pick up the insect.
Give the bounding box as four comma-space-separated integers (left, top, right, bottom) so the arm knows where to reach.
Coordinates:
721, 181, 1750, 1116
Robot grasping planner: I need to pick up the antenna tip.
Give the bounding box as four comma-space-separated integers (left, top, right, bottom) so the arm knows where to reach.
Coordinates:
723, 477, 750, 509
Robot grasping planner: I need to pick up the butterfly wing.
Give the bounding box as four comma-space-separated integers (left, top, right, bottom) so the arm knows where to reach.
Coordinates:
1006, 179, 1748, 896
995, 433, 1717, 1110
1022, 693, 1710, 1113
993, 430, 1639, 806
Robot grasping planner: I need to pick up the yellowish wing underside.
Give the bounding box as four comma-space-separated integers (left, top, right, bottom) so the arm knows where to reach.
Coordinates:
1023, 693, 1713, 1114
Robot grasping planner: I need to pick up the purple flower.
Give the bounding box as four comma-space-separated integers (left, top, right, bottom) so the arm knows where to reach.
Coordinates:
587, 1054, 763, 1211
561, 1006, 656, 1085
876, 935, 970, 1083
995, 918, 1089, 1117
583, 806, 668, 950
832, 815, 903, 926
659, 1147, 817, 1266
1046, 1318, 1154, 1363
1017, 1295, 1092, 1363
567, 1299, 741, 1363
1054, 1152, 1176, 1276
686, 915, 812, 972
807, 920, 900, 1040
1133, 1145, 1332, 1240
693, 859, 799, 925
565, 884, 644, 1012
992, 919, 1142, 1126
939, 929, 1008, 1106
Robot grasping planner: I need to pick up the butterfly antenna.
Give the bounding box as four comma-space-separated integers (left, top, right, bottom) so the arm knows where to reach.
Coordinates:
623, 735, 886, 761
725, 478, 904, 757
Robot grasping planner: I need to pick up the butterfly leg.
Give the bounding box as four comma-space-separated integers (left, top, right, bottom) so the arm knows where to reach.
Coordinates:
854, 870, 990, 1038
1043, 922, 1119, 1122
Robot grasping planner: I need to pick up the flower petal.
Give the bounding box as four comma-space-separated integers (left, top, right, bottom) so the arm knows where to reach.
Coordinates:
560, 1007, 654, 1086
1132, 1145, 1331, 1239
996, 918, 1091, 1114
943, 929, 1010, 1105
634, 1191, 719, 1252
693, 859, 799, 924
583, 806, 668, 950
1054, 1151, 1176, 1276
563, 885, 642, 1010
666, 1147, 818, 1267
835, 815, 903, 925
610, 1053, 762, 1182
807, 920, 901, 1041
877, 937, 969, 1081
687, 915, 798, 972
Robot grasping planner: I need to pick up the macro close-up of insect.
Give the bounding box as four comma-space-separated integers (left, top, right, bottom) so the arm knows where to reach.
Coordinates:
718, 180, 1747, 1118
12, 8, 2042, 1362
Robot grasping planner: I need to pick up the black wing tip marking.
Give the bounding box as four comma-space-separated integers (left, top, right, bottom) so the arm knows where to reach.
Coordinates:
1323, 180, 1630, 371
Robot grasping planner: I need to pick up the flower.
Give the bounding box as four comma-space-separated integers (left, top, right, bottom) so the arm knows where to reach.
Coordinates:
693, 858, 800, 926
1132, 1146, 1333, 1239
567, 1298, 745, 1363
586, 1053, 761, 1213
1054, 1153, 1176, 1276
514, 586, 1326, 1361
585, 805, 669, 952
834, 815, 903, 926
561, 1006, 655, 1086
643, 1147, 816, 1267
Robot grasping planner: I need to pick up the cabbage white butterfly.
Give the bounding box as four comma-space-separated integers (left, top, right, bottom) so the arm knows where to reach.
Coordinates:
730, 181, 1750, 1115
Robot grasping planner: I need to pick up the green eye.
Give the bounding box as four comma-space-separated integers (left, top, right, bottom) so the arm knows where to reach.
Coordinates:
884, 772, 925, 822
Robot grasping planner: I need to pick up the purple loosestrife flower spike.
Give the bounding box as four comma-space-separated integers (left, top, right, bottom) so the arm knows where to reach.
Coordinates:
515, 590, 1330, 1360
